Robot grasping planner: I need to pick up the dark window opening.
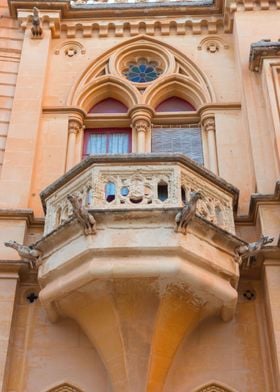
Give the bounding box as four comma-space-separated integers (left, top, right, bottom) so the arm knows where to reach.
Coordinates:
105, 182, 116, 203
181, 187, 186, 203
158, 182, 168, 201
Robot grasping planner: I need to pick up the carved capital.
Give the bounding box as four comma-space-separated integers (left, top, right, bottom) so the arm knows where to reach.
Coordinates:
202, 116, 215, 132
68, 119, 82, 135
133, 119, 151, 134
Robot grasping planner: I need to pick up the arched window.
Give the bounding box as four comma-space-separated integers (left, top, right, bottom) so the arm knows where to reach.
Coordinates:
89, 98, 128, 114
84, 98, 131, 156
155, 96, 195, 112
152, 97, 203, 165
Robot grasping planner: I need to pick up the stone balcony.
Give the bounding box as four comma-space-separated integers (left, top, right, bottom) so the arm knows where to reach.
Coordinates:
42, 154, 237, 236
38, 154, 241, 392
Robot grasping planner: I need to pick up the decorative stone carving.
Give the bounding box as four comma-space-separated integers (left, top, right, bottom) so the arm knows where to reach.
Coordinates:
235, 235, 274, 268
54, 41, 86, 56
134, 119, 150, 134
68, 119, 82, 135
67, 194, 97, 235
4, 240, 42, 269
202, 116, 215, 133
31, 7, 43, 38
43, 160, 236, 236
197, 36, 229, 52
249, 39, 280, 72
175, 191, 202, 234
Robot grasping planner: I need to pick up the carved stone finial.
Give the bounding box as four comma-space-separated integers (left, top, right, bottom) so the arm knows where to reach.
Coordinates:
175, 191, 202, 235
31, 7, 43, 38
67, 194, 97, 235
4, 240, 42, 269
235, 235, 274, 268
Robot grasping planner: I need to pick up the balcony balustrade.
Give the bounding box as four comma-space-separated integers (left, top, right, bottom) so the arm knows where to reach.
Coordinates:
41, 154, 237, 236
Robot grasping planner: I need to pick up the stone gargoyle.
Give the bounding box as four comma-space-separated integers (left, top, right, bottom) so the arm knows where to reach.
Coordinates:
175, 191, 202, 235
31, 7, 43, 38
235, 235, 274, 268
67, 194, 97, 235
4, 240, 42, 269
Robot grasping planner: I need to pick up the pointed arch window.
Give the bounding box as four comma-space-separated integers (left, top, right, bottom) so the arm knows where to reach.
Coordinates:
84, 98, 131, 157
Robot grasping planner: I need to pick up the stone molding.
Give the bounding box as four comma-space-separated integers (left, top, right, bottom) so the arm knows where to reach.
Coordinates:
249, 40, 280, 72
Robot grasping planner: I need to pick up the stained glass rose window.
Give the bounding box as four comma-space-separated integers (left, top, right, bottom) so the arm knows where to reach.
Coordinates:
123, 59, 162, 83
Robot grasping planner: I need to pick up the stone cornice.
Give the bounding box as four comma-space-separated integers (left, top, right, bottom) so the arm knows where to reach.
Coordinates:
224, 0, 280, 33
235, 180, 280, 225
0, 209, 44, 228
249, 40, 280, 72
9, 0, 222, 19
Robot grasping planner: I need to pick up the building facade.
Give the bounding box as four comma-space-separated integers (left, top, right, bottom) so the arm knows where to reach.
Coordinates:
0, 0, 280, 390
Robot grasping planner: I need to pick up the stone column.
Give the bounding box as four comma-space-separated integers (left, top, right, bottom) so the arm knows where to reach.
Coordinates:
129, 106, 154, 153
66, 117, 82, 171
202, 115, 219, 175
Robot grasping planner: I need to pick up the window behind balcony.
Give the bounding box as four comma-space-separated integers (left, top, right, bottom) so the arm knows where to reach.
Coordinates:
152, 126, 203, 164
83, 128, 132, 156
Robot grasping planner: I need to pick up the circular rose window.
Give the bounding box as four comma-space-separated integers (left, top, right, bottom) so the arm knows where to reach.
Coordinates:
123, 59, 163, 83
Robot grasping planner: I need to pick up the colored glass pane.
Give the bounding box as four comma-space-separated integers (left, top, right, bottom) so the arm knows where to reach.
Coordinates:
123, 60, 162, 83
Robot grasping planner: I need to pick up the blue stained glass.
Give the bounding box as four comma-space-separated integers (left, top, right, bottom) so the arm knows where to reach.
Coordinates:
124, 60, 161, 83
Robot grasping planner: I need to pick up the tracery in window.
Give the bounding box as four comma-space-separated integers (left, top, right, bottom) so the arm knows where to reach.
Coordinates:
123, 58, 163, 83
